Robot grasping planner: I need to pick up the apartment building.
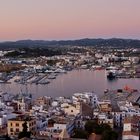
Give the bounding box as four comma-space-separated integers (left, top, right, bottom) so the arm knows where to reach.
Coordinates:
122, 116, 140, 140
7, 115, 36, 137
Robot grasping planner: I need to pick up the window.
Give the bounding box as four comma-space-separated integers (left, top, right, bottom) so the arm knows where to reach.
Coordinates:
10, 123, 12, 126
16, 128, 19, 132
71, 110, 73, 112
10, 128, 13, 132
16, 123, 19, 127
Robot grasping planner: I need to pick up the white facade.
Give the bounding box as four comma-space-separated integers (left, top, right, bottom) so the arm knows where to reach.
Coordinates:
0, 113, 17, 127
54, 123, 67, 130
123, 135, 139, 140
123, 123, 131, 131
0, 117, 4, 127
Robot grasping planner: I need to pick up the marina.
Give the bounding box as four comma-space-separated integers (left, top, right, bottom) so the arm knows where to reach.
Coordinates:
0, 70, 140, 98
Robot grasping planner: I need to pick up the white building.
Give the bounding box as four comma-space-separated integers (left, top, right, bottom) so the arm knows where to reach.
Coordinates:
122, 116, 139, 140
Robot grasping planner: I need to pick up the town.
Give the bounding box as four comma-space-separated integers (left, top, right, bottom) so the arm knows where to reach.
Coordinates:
0, 45, 140, 84
0, 45, 139, 140
0, 89, 140, 140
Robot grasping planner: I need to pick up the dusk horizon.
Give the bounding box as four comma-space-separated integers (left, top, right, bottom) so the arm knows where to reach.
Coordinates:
0, 0, 140, 41
1, 37, 140, 43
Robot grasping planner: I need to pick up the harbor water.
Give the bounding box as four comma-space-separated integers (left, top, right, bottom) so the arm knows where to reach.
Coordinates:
0, 70, 140, 98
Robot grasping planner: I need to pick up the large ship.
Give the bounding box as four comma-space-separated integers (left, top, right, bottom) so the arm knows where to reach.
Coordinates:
107, 70, 117, 80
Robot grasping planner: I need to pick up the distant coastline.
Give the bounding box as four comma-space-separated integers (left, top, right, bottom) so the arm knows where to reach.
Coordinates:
0, 38, 140, 49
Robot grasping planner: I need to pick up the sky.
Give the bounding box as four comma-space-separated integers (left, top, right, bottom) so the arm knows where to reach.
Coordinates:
0, 0, 140, 41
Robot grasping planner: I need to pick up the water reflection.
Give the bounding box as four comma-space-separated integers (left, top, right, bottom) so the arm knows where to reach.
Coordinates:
0, 70, 140, 98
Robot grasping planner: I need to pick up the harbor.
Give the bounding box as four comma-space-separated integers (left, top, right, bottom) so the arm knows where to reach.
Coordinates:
0, 69, 140, 98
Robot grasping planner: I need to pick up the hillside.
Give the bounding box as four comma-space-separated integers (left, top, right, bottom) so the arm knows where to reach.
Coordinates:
0, 38, 140, 49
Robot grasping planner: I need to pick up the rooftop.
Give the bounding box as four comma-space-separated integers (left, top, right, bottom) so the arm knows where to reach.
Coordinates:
9, 115, 35, 121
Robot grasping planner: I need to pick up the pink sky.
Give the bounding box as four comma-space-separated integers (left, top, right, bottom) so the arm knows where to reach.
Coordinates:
0, 0, 140, 41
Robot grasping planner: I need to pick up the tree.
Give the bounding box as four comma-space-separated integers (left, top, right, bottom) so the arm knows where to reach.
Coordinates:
18, 121, 31, 139
100, 123, 112, 132
85, 120, 116, 138
72, 129, 88, 139
85, 120, 103, 135
22, 121, 28, 133
101, 130, 118, 140
85, 120, 96, 134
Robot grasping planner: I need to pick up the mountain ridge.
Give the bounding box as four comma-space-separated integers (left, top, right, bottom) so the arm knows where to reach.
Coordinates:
0, 38, 140, 49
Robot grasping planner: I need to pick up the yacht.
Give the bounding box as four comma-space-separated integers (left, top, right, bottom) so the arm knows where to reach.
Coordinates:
48, 74, 56, 79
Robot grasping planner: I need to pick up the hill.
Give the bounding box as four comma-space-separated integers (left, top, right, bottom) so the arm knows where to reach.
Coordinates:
0, 38, 140, 49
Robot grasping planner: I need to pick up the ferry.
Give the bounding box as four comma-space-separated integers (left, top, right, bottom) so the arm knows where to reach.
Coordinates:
107, 70, 117, 80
